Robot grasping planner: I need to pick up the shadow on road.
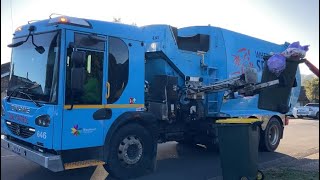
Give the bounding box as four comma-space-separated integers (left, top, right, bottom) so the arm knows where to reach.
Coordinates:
2, 142, 312, 180
111, 143, 305, 180
10, 166, 96, 180
134, 143, 222, 180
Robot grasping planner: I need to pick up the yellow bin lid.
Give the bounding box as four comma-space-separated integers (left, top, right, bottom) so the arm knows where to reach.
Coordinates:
216, 118, 262, 124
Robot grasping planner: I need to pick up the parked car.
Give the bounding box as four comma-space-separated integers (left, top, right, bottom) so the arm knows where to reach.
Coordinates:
292, 103, 319, 119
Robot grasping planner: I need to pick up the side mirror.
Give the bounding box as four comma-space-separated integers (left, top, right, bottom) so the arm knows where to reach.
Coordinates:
8, 41, 25, 48
71, 51, 86, 93
35, 46, 45, 54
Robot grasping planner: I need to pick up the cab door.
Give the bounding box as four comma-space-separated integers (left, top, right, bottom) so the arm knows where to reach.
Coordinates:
61, 30, 107, 149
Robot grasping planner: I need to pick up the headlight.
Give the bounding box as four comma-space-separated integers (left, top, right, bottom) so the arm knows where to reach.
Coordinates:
35, 115, 50, 127
1, 104, 5, 117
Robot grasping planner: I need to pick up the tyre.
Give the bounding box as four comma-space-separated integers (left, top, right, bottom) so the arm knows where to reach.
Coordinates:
260, 118, 282, 152
104, 123, 157, 179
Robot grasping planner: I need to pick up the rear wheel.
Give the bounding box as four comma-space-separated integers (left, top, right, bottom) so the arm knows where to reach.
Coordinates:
260, 118, 282, 152
104, 123, 157, 179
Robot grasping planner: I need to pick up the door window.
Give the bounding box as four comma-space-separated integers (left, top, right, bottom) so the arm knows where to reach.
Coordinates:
108, 37, 129, 104
65, 33, 104, 105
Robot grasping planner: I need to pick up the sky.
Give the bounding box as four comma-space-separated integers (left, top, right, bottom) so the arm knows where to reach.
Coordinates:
1, 0, 319, 75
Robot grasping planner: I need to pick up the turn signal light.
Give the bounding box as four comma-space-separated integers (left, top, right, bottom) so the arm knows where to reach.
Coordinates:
60, 17, 68, 23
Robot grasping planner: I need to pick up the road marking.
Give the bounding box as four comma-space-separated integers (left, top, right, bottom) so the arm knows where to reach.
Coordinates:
1, 155, 17, 158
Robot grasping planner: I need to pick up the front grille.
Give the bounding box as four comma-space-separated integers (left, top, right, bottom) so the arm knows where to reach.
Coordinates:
5, 120, 35, 138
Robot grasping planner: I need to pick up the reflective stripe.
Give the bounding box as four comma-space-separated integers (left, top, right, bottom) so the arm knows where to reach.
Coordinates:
216, 118, 261, 124
64, 104, 144, 109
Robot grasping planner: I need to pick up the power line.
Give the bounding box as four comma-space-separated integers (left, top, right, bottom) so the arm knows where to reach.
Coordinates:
10, 0, 13, 32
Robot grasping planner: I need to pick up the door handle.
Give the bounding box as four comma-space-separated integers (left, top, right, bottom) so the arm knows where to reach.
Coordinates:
106, 82, 110, 99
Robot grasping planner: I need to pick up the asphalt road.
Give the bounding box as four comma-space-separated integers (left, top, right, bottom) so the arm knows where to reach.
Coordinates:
1, 118, 319, 180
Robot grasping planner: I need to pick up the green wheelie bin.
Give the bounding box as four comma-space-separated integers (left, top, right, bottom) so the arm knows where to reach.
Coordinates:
216, 118, 264, 180
258, 56, 303, 114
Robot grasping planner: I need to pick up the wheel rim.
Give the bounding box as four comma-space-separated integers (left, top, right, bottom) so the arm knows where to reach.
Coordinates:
268, 124, 279, 146
118, 135, 143, 165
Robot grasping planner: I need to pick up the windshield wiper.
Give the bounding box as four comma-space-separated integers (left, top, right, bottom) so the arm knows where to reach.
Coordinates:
7, 85, 42, 107
7, 86, 29, 102
18, 91, 42, 107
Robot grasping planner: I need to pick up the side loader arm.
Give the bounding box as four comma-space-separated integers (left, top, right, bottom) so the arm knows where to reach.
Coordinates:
303, 59, 319, 77
186, 69, 279, 97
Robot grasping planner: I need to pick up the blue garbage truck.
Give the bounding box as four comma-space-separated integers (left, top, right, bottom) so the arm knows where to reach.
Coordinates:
1, 15, 300, 179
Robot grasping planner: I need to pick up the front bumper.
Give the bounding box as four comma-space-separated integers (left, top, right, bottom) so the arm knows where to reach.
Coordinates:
1, 135, 64, 172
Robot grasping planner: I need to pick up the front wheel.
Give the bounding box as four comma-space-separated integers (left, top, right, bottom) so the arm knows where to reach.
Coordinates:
104, 123, 157, 179
260, 118, 283, 152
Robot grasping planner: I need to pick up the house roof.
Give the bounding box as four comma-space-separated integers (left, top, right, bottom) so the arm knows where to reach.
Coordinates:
1, 62, 10, 78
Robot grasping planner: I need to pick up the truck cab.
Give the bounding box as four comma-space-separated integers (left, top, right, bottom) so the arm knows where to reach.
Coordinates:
1, 16, 147, 173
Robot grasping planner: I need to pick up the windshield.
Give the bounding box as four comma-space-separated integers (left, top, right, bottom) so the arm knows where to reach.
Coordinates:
7, 31, 60, 104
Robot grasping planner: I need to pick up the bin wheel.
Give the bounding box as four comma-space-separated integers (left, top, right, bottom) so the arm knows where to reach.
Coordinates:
239, 170, 264, 180
257, 170, 264, 180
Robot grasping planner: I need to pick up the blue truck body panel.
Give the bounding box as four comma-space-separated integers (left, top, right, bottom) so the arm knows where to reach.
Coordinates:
143, 25, 299, 117
1, 16, 301, 168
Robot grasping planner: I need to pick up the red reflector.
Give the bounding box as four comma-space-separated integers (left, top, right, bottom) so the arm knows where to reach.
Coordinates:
285, 116, 289, 125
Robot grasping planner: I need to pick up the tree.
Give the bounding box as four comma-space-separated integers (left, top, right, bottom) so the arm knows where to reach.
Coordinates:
304, 77, 319, 102
298, 86, 309, 105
